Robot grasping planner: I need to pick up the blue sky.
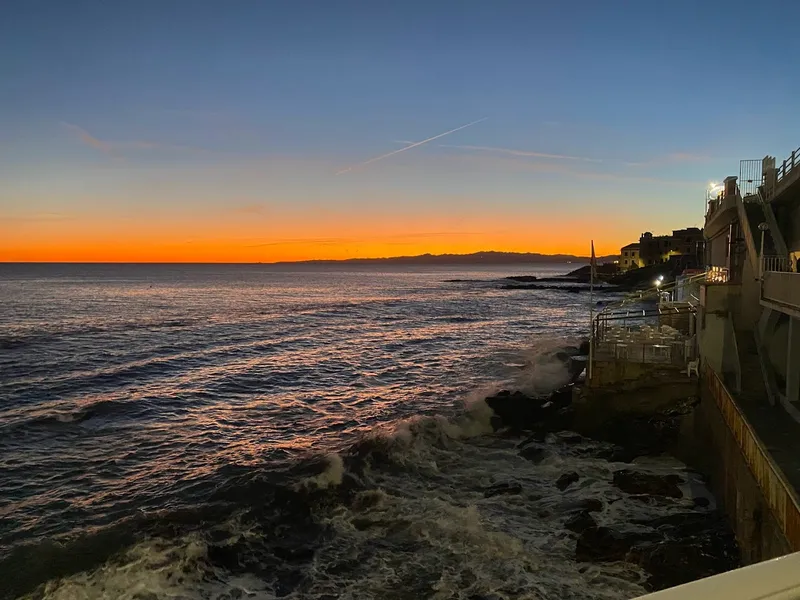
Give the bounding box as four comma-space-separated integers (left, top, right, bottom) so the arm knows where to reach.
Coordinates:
2, 0, 800, 260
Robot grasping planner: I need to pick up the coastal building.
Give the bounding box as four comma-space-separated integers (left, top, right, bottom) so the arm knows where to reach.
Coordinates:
588, 143, 800, 567
620, 243, 642, 269
694, 146, 800, 561
619, 228, 704, 271
699, 152, 800, 409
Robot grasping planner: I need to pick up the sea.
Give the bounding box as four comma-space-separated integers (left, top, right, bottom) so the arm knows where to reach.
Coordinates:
0, 263, 704, 600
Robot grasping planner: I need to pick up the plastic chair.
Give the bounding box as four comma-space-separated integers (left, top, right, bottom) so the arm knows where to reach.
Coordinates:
687, 360, 699, 378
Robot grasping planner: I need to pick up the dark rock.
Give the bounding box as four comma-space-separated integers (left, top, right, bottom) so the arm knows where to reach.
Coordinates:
519, 445, 550, 464
556, 472, 579, 491
486, 384, 576, 433
631, 535, 739, 591
640, 511, 723, 536
565, 511, 597, 534
575, 527, 659, 562
517, 431, 547, 447
693, 497, 710, 508
549, 385, 575, 409
485, 390, 547, 430
588, 409, 689, 459
553, 431, 585, 444
484, 481, 523, 498
505, 275, 538, 282
579, 498, 604, 513
274, 569, 305, 597
612, 470, 683, 498
629, 494, 678, 506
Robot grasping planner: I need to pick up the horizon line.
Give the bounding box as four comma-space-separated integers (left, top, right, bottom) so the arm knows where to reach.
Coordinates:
0, 250, 619, 266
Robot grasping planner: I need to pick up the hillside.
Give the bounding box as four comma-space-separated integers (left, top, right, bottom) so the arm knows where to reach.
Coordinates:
273, 251, 619, 266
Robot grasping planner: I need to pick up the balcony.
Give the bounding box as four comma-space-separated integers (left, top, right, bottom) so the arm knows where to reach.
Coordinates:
761, 271, 800, 318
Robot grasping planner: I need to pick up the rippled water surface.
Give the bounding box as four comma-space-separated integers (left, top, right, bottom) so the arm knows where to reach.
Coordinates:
0, 263, 694, 600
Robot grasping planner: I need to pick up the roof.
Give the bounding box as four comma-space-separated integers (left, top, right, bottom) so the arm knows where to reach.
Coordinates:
621, 243, 640, 250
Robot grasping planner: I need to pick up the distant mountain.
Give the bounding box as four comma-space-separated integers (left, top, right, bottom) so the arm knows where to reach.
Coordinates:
273, 251, 619, 266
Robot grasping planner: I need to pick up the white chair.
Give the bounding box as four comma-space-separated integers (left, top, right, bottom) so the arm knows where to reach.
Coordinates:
687, 359, 699, 378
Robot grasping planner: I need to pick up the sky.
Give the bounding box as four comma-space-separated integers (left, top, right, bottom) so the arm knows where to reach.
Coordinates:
2, 0, 800, 262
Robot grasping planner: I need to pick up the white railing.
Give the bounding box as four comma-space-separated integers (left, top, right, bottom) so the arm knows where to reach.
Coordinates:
762, 255, 794, 274
633, 551, 800, 600
707, 266, 730, 283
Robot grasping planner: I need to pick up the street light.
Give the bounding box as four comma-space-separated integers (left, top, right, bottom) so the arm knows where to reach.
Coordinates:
758, 222, 769, 279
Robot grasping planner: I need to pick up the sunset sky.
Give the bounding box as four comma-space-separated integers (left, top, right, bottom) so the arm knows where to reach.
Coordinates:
2, 0, 800, 262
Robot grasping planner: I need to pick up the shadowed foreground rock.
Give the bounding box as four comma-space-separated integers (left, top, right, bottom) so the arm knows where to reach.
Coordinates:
612, 470, 683, 498
576, 510, 739, 591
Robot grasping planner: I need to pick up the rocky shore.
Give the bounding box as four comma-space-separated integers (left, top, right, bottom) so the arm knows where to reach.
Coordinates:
483, 383, 740, 592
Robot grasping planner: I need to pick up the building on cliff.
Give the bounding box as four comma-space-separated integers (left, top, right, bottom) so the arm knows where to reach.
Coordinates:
620, 243, 642, 270
699, 150, 800, 412
619, 228, 705, 271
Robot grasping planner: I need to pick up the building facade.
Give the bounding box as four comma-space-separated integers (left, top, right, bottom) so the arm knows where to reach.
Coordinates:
699, 152, 800, 416
620, 243, 641, 269
619, 228, 704, 270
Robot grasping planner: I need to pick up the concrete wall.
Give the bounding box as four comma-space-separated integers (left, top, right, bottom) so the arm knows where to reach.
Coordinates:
763, 272, 800, 315
676, 391, 793, 563
708, 231, 730, 267
739, 259, 762, 331
767, 317, 790, 383
700, 311, 739, 383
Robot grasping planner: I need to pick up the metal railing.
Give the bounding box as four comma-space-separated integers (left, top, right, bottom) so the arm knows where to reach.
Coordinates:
740, 159, 763, 198
594, 338, 689, 366
762, 255, 794, 273
776, 147, 800, 188
765, 146, 800, 201
707, 266, 730, 283
705, 365, 800, 551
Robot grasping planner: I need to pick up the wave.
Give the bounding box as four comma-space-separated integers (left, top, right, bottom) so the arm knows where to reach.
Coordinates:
4, 340, 725, 600
4, 398, 150, 434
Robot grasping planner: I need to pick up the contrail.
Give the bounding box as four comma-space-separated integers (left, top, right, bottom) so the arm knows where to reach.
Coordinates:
336, 117, 487, 175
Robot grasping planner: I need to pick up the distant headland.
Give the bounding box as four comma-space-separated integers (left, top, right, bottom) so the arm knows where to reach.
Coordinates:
271, 251, 618, 266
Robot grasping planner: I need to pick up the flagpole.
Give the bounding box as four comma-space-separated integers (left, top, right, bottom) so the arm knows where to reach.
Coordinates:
588, 241, 595, 383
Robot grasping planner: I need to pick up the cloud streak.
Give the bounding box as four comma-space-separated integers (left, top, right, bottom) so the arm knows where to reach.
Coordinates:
439, 143, 603, 163
61, 122, 210, 158
336, 117, 488, 175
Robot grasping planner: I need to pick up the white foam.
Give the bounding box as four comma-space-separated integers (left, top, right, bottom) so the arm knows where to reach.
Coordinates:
33, 535, 273, 600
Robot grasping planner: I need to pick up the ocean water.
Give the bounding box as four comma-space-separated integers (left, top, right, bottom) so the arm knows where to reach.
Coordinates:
0, 264, 704, 600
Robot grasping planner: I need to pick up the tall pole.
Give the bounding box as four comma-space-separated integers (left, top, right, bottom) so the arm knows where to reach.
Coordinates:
758, 222, 768, 280
588, 241, 595, 383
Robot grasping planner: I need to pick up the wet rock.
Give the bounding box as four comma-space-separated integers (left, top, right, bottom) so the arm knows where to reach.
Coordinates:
556, 472, 579, 491
553, 431, 585, 444
575, 527, 659, 562
565, 511, 597, 534
631, 534, 739, 591
272, 545, 315, 563
549, 385, 575, 410
612, 470, 682, 498
579, 498, 604, 513
587, 444, 633, 462
485, 385, 576, 432
517, 431, 547, 446
274, 569, 305, 597
484, 481, 523, 498
519, 445, 550, 464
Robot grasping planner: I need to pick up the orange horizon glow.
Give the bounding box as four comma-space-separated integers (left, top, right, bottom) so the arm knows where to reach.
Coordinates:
1, 225, 630, 264
1, 203, 642, 263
